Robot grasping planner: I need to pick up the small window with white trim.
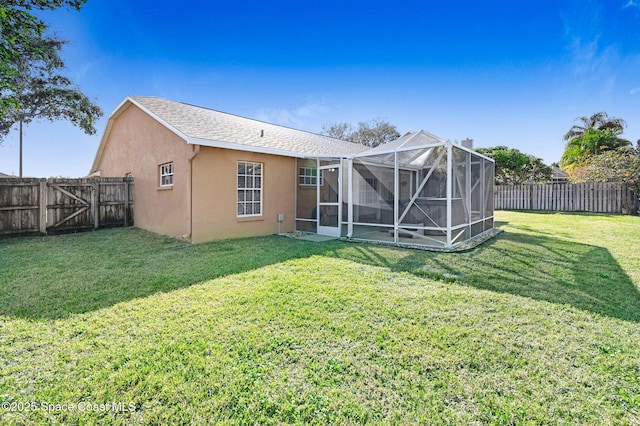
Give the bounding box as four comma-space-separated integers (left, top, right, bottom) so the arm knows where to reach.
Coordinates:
160, 162, 174, 187
299, 167, 323, 186
237, 161, 262, 217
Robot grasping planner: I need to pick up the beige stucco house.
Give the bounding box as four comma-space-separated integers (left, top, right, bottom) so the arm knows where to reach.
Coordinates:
90, 96, 367, 243
91, 96, 494, 249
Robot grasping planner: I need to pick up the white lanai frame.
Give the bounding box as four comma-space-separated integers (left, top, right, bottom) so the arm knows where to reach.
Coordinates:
295, 130, 495, 250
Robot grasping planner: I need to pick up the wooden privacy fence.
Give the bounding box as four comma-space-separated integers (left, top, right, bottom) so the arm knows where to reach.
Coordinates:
494, 183, 637, 214
0, 177, 134, 236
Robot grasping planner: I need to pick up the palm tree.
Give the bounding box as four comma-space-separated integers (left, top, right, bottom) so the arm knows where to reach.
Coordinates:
563, 112, 628, 142
561, 112, 631, 171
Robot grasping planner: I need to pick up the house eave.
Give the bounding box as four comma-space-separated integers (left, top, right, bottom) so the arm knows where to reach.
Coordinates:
187, 137, 356, 159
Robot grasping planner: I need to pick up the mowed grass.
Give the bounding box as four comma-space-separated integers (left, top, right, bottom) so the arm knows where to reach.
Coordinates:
1, 211, 639, 425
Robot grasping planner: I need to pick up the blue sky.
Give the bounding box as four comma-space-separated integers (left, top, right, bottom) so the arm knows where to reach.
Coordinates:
1, 0, 639, 177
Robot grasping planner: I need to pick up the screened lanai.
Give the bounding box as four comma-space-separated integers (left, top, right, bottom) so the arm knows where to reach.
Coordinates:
295, 130, 495, 250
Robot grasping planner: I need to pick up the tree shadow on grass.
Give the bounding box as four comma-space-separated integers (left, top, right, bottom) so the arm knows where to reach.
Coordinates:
332, 230, 640, 323
2, 226, 639, 323
0, 228, 336, 320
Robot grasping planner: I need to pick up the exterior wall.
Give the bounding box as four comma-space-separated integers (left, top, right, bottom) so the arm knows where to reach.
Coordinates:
92, 104, 192, 239
297, 186, 316, 219
190, 147, 296, 243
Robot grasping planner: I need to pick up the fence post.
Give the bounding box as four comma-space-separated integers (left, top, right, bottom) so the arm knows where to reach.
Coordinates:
38, 178, 47, 235
529, 185, 533, 210
124, 179, 129, 227
92, 180, 99, 229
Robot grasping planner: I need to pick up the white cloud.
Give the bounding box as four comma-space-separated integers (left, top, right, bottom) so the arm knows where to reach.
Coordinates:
630, 87, 640, 95
255, 109, 302, 128
255, 101, 331, 129
295, 103, 330, 118
561, 2, 604, 72
623, 0, 638, 9
560, 2, 625, 96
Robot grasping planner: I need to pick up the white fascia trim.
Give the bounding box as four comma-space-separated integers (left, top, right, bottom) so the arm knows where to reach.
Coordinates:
126, 97, 191, 141
188, 137, 353, 159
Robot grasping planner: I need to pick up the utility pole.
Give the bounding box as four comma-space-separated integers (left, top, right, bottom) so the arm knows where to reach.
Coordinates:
19, 120, 23, 178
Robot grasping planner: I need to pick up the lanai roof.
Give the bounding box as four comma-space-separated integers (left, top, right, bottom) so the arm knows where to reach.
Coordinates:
351, 129, 492, 170
360, 130, 448, 156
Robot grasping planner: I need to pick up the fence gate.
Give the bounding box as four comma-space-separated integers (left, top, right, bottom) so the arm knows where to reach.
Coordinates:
47, 180, 94, 232
0, 177, 133, 236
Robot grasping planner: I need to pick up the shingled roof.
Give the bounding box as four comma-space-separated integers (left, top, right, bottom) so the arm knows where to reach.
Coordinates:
123, 96, 367, 157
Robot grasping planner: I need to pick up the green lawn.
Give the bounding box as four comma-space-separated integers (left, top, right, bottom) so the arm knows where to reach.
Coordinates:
1, 211, 639, 425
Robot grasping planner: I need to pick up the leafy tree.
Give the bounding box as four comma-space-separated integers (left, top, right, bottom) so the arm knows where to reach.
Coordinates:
322, 122, 352, 141
0, 0, 102, 142
322, 119, 400, 148
560, 112, 631, 170
570, 148, 640, 194
475, 146, 552, 185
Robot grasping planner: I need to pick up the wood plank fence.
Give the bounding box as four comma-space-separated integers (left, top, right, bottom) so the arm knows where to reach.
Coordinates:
0, 177, 134, 236
494, 183, 637, 214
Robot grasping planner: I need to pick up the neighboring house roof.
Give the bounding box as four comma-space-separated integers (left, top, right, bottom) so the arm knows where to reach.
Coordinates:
551, 165, 569, 182
92, 96, 368, 172
0, 172, 14, 178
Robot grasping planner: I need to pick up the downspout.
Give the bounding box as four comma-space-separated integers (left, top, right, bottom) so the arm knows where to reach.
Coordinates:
446, 141, 453, 248
394, 150, 399, 243
294, 157, 299, 232
185, 144, 201, 242
347, 157, 353, 238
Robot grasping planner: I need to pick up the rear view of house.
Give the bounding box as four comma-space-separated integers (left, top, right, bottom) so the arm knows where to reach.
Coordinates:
91, 97, 367, 243
91, 97, 494, 249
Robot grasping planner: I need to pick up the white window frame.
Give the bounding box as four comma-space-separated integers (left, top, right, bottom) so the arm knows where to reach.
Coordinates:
299, 167, 323, 186
160, 162, 174, 187
237, 161, 263, 217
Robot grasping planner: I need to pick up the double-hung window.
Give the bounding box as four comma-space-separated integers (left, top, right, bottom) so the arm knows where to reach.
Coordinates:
237, 161, 262, 217
160, 162, 174, 187
299, 167, 323, 186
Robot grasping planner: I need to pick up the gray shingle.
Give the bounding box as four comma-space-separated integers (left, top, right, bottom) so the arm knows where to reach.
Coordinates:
130, 96, 368, 157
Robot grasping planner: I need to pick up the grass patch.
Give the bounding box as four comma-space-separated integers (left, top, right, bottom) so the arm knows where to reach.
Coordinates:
1, 211, 639, 424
